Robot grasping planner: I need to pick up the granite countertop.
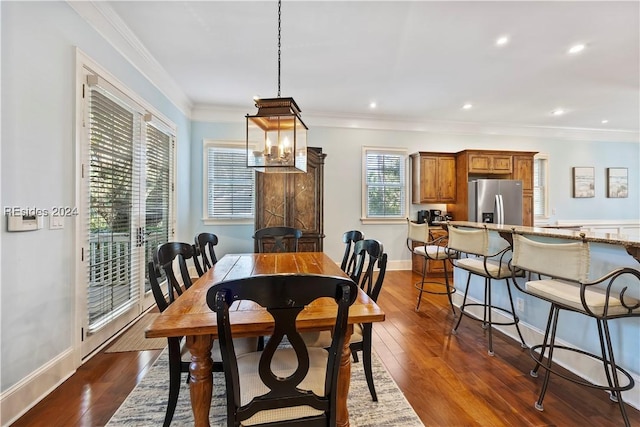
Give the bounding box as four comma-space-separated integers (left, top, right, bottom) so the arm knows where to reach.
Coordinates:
446, 221, 640, 250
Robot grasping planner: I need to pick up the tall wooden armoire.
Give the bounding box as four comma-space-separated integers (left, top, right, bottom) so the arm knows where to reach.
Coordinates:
254, 147, 326, 252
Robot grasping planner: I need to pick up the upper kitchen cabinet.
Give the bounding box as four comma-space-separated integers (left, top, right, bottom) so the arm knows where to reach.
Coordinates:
467, 151, 513, 174
411, 152, 457, 204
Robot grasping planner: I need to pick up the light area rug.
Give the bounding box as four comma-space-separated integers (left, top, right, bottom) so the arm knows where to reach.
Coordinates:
105, 313, 166, 353
107, 348, 424, 426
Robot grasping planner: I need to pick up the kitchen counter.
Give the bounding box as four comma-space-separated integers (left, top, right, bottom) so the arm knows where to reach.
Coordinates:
446, 221, 640, 262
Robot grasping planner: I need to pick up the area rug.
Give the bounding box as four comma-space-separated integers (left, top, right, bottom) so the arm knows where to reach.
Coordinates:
107, 349, 424, 426
105, 313, 166, 353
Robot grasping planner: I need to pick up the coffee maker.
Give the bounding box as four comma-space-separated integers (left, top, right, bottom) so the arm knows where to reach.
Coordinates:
416, 210, 429, 224
428, 209, 442, 225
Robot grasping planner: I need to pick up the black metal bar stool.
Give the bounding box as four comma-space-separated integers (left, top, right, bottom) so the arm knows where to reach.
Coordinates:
447, 225, 527, 356
406, 218, 456, 314
511, 232, 640, 427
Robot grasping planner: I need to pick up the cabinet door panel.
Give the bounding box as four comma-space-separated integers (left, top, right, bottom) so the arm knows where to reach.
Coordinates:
438, 156, 457, 202
420, 156, 438, 201
492, 155, 513, 173
293, 166, 319, 233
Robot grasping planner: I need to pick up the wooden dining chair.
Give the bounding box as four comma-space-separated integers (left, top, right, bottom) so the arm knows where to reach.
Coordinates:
303, 239, 387, 401
340, 230, 364, 272
156, 242, 200, 302
207, 274, 357, 427
194, 232, 219, 272
253, 226, 302, 253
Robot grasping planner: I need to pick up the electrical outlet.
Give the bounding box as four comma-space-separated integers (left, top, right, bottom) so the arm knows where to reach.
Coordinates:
516, 297, 524, 312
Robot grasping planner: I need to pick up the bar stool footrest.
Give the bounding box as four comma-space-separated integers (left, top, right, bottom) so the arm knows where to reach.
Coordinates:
529, 344, 635, 393
414, 281, 456, 296
458, 303, 520, 326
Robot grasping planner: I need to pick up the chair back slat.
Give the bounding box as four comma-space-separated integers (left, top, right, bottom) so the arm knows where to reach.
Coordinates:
254, 227, 303, 253
447, 226, 489, 256
195, 232, 219, 271
340, 230, 364, 272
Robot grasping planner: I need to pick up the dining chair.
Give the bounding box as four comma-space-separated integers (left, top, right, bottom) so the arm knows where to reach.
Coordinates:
156, 242, 201, 301
206, 273, 357, 427
406, 218, 457, 314
254, 226, 303, 253
303, 238, 387, 401
195, 232, 219, 272
511, 232, 640, 426
446, 225, 527, 356
340, 230, 364, 272
149, 256, 258, 427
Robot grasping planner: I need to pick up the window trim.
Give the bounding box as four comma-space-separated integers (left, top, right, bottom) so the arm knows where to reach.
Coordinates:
360, 146, 408, 225
534, 153, 550, 221
202, 139, 255, 226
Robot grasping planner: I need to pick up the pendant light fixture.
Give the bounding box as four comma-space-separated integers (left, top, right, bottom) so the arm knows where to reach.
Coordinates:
246, 0, 308, 173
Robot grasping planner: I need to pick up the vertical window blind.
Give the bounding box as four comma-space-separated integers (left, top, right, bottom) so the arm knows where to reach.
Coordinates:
206, 144, 255, 219
364, 150, 406, 218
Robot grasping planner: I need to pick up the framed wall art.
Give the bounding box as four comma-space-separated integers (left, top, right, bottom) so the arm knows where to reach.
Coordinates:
607, 167, 628, 198
572, 167, 595, 198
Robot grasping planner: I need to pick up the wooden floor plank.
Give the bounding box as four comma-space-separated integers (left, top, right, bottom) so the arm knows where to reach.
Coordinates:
11, 270, 640, 427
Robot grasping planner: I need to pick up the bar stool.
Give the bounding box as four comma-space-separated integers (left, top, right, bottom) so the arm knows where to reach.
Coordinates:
406, 218, 456, 314
511, 232, 640, 426
447, 225, 526, 355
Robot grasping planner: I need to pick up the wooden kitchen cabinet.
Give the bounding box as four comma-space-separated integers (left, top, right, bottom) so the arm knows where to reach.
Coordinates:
411, 228, 451, 277
468, 152, 513, 174
254, 147, 326, 252
448, 150, 537, 226
411, 152, 456, 203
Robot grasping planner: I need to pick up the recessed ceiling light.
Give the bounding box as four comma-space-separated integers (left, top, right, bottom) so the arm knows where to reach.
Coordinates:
462, 103, 473, 110
369, 101, 377, 109
568, 44, 586, 54
496, 36, 509, 46
601, 119, 609, 124
551, 109, 565, 116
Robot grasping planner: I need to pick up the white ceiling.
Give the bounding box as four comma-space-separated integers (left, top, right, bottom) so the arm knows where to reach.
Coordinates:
94, 1, 639, 140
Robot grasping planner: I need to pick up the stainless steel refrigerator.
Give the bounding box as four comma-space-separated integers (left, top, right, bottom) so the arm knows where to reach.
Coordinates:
468, 179, 523, 226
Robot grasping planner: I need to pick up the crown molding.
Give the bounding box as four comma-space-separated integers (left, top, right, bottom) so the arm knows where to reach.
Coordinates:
192, 104, 640, 143
67, 1, 192, 117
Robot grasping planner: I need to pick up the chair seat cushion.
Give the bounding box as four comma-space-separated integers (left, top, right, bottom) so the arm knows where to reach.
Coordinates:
525, 279, 640, 317
413, 245, 452, 260
301, 323, 363, 348
455, 257, 512, 279
237, 347, 329, 425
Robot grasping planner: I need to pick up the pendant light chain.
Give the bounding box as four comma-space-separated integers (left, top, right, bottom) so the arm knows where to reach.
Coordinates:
277, 0, 281, 98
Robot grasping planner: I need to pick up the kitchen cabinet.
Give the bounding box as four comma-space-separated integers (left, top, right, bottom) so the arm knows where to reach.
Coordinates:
448, 150, 537, 226
411, 152, 456, 203
254, 147, 326, 252
411, 228, 451, 277
468, 152, 513, 174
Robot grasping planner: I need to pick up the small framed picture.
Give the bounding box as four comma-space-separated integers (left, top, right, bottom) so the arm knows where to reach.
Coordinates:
573, 167, 595, 198
607, 168, 628, 198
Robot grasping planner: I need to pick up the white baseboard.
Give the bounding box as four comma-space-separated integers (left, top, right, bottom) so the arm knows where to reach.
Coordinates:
450, 292, 640, 411
0, 348, 76, 427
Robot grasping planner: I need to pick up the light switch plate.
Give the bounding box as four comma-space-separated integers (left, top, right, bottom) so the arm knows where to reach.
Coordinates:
49, 215, 64, 230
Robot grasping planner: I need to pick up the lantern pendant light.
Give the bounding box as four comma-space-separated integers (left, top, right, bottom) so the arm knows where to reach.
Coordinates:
246, 0, 307, 173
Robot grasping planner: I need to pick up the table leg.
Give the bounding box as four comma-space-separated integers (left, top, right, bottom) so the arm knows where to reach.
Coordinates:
337, 323, 354, 427
186, 334, 214, 427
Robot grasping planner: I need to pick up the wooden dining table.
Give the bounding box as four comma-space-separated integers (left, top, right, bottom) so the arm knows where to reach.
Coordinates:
146, 252, 386, 427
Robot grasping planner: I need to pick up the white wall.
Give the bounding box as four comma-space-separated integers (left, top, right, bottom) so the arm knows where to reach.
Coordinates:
1, 2, 191, 422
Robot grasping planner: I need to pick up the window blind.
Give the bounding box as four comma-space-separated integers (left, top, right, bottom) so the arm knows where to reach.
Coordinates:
86, 87, 140, 330
206, 145, 255, 219
144, 123, 172, 290
365, 151, 406, 218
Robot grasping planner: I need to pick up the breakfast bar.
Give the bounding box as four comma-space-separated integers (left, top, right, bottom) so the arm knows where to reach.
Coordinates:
446, 221, 640, 411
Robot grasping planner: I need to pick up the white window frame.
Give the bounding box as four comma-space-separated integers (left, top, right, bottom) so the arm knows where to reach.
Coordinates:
202, 140, 255, 225
534, 153, 550, 221
361, 146, 408, 225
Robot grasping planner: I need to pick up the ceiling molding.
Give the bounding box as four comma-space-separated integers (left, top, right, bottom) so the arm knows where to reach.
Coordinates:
191, 104, 640, 143
67, 1, 193, 117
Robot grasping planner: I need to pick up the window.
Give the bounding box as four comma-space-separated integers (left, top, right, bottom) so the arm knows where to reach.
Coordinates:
203, 141, 255, 223
362, 147, 407, 222
534, 154, 549, 219
78, 52, 176, 358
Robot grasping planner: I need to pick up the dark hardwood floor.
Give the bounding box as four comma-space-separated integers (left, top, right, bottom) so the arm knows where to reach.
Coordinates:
12, 270, 640, 426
